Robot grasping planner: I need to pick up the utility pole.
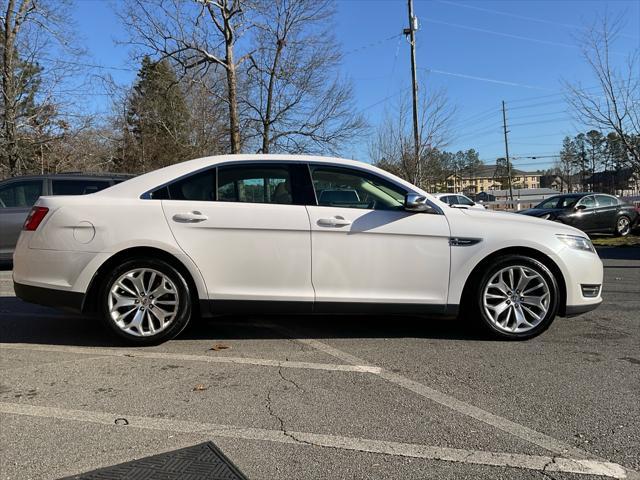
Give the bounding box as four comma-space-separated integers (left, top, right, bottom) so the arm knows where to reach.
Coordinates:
501, 100, 514, 204
405, 0, 421, 187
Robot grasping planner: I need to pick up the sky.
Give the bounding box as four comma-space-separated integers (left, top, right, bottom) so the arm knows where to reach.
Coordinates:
70, 0, 640, 171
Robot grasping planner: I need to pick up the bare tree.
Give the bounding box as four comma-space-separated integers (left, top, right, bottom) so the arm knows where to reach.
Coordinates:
121, 0, 250, 153
369, 86, 455, 189
244, 0, 366, 154
1, 0, 88, 177
565, 15, 640, 171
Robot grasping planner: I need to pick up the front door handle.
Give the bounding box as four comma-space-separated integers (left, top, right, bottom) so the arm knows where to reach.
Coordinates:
317, 216, 352, 227
172, 211, 208, 223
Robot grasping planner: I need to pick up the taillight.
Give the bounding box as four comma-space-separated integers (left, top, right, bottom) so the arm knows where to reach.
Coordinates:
23, 206, 49, 231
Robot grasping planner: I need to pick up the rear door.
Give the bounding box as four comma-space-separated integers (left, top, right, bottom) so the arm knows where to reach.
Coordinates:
160, 162, 315, 308
305, 164, 451, 310
0, 179, 44, 259
593, 194, 618, 231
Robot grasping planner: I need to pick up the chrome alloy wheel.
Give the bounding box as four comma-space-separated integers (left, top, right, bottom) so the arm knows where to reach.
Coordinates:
617, 216, 630, 236
108, 268, 179, 337
482, 265, 550, 334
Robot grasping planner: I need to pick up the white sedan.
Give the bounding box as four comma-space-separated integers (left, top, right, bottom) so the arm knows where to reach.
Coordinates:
432, 193, 487, 210
13, 155, 603, 345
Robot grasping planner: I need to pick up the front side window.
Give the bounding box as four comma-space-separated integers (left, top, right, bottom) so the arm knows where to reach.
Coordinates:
577, 195, 596, 209
52, 179, 111, 195
0, 180, 43, 209
558, 196, 580, 209
310, 166, 406, 210
217, 165, 293, 204
456, 195, 475, 206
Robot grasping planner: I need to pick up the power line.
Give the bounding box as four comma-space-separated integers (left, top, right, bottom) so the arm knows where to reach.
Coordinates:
423, 18, 580, 50
343, 33, 403, 57
435, 0, 639, 41
422, 67, 554, 91
509, 117, 573, 128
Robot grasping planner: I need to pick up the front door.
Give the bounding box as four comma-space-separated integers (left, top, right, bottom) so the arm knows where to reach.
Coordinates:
571, 195, 599, 232
161, 162, 314, 308
305, 165, 451, 310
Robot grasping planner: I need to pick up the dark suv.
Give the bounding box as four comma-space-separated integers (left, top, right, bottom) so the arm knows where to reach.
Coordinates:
0, 173, 132, 261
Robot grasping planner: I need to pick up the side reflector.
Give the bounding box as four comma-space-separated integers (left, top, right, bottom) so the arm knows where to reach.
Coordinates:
23, 206, 49, 231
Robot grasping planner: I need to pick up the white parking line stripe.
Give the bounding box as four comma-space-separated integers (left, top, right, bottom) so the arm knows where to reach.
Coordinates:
0, 343, 380, 374
0, 402, 627, 479
264, 326, 613, 461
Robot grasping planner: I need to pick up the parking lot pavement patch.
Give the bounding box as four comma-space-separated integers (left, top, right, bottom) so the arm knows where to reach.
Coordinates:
58, 441, 248, 480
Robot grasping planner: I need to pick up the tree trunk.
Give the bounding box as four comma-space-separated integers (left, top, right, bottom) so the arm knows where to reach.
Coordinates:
261, 39, 285, 154
2, 0, 19, 175
225, 35, 240, 153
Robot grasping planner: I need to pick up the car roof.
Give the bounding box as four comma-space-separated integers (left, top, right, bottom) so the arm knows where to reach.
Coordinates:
97, 154, 427, 199
0, 172, 133, 183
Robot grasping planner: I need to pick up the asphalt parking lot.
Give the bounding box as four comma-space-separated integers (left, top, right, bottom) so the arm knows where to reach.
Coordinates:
0, 248, 638, 480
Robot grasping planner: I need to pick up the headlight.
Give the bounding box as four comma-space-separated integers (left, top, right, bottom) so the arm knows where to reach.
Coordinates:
556, 234, 596, 253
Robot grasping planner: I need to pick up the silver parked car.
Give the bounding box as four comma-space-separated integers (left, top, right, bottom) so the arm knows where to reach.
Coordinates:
0, 173, 132, 262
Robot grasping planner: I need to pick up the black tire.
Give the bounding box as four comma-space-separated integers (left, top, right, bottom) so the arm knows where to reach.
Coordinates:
471, 254, 560, 340
99, 257, 192, 346
614, 215, 631, 237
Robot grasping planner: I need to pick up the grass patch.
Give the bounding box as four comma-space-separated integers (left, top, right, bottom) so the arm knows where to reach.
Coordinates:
590, 234, 640, 247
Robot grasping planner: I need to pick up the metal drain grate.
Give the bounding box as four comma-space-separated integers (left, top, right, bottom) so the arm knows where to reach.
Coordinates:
60, 442, 248, 480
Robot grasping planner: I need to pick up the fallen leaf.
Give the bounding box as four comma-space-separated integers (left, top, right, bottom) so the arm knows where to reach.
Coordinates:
209, 343, 231, 351
193, 384, 208, 391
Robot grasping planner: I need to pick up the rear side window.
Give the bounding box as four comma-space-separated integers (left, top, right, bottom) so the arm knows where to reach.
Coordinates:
52, 179, 111, 195
0, 180, 43, 208
152, 169, 216, 201
595, 195, 617, 207
217, 165, 293, 204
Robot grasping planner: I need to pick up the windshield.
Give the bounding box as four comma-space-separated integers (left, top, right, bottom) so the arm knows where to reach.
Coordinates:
536, 196, 580, 209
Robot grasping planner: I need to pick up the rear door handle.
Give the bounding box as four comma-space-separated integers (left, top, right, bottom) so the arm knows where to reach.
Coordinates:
172, 211, 208, 223
317, 216, 352, 227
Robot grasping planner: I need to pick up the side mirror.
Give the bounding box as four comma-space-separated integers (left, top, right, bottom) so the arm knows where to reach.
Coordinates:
450, 204, 468, 209
404, 193, 433, 212
575, 204, 587, 211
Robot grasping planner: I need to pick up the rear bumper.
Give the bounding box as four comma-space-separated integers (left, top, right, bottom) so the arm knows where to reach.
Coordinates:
14, 282, 84, 312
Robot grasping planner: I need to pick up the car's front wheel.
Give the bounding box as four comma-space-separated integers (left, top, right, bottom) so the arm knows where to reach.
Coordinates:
614, 215, 631, 237
100, 258, 192, 345
473, 255, 560, 339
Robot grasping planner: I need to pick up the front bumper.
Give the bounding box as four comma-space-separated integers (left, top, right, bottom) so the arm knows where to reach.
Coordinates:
14, 282, 85, 312
563, 300, 602, 317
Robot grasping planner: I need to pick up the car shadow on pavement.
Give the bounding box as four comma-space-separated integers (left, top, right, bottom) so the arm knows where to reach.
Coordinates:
0, 296, 492, 348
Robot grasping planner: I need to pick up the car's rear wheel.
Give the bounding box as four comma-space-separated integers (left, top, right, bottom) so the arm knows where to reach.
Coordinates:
473, 255, 559, 339
614, 215, 631, 237
100, 258, 192, 345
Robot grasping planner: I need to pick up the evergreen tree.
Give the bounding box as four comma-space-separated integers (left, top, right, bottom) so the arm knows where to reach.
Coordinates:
122, 57, 190, 173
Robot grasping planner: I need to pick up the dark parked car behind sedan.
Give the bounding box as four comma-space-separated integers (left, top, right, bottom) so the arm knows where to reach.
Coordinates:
0, 173, 133, 261
519, 193, 638, 236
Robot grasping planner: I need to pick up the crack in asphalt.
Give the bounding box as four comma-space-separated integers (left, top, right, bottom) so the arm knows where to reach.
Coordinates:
264, 367, 314, 447
540, 456, 559, 480
278, 363, 304, 392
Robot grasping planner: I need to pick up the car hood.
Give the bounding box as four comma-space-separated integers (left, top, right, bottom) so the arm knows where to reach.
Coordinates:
451, 207, 584, 237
